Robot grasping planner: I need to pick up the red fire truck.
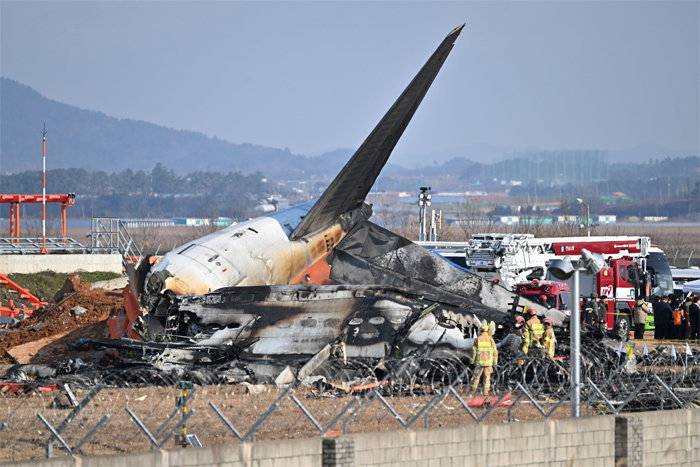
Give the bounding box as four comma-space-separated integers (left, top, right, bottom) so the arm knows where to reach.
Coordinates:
421, 234, 674, 339
513, 257, 644, 339
512, 279, 572, 315
541, 237, 672, 339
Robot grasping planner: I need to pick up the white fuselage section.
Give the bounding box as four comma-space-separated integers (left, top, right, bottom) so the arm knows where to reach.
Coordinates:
147, 204, 344, 296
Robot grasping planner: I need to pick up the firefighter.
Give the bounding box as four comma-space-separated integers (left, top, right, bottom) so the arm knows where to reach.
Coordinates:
525, 308, 544, 348
514, 315, 529, 351
590, 292, 600, 324
514, 314, 530, 352
596, 295, 607, 326
582, 297, 594, 325
541, 318, 555, 357
513, 314, 528, 365
469, 322, 498, 396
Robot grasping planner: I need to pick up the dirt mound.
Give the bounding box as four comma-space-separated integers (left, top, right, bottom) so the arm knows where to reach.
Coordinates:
53, 274, 94, 301
0, 279, 124, 364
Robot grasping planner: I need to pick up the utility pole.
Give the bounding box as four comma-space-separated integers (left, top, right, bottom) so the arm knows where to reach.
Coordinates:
576, 198, 590, 237
429, 209, 441, 241
418, 187, 431, 241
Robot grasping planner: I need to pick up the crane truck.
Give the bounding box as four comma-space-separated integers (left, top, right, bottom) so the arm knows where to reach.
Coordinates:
419, 234, 674, 339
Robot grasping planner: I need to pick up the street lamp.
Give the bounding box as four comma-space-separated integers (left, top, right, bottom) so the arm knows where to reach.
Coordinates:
576, 198, 590, 237
548, 248, 605, 417
418, 186, 431, 241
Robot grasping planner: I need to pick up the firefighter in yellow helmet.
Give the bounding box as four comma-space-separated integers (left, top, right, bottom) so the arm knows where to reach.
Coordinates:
541, 317, 556, 357
525, 307, 544, 349
469, 322, 498, 396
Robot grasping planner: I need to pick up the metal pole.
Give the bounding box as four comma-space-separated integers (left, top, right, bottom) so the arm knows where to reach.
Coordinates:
41, 124, 48, 254
586, 203, 590, 237
62, 203, 67, 242
571, 269, 581, 417
15, 203, 20, 242
419, 202, 425, 241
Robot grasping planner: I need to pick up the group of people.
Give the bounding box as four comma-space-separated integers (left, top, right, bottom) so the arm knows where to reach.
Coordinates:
581, 293, 607, 325
469, 294, 700, 396
636, 294, 700, 340
469, 307, 555, 396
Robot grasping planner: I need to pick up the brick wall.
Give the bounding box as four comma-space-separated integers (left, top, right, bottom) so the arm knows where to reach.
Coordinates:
615, 415, 643, 467
323, 438, 355, 467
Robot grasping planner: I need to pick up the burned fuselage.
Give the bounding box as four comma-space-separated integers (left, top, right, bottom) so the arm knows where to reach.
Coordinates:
162, 284, 477, 359
147, 221, 563, 360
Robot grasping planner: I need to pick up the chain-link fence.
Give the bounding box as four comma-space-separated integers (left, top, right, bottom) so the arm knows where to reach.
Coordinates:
1, 345, 699, 462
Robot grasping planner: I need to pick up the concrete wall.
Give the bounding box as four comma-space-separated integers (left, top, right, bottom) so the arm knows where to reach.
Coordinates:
351, 415, 615, 467
4, 409, 699, 467
6, 437, 322, 467
636, 408, 700, 466
0, 254, 122, 274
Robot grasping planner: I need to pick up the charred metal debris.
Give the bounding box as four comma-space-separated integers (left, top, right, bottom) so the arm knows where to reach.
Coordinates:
129, 222, 565, 365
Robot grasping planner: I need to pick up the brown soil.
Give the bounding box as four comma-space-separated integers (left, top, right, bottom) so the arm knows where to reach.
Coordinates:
0, 382, 572, 462
0, 276, 123, 364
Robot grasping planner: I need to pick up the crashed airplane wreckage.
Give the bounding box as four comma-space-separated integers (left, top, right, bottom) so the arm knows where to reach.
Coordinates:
148, 222, 566, 359
122, 25, 566, 373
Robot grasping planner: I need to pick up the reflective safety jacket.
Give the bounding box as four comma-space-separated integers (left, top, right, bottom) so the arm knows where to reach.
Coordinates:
472, 332, 498, 366
542, 326, 555, 357
526, 316, 544, 346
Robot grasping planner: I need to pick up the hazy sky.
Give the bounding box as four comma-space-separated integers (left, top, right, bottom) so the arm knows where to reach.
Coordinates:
1, 1, 698, 164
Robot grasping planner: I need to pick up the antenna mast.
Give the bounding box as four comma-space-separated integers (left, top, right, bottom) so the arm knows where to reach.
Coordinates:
40, 123, 48, 254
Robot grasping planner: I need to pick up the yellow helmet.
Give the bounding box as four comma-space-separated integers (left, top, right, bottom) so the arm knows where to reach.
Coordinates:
480, 323, 490, 332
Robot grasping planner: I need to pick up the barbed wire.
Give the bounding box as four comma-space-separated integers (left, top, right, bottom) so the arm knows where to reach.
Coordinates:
1, 342, 698, 462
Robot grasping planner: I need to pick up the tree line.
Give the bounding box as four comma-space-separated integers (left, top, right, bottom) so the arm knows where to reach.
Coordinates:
0, 163, 282, 219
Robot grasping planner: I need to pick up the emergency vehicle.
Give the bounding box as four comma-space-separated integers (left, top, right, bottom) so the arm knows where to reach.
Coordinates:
419, 234, 674, 339
512, 279, 572, 315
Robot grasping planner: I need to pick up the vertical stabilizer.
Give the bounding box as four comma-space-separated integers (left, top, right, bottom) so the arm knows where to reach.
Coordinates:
290, 24, 465, 240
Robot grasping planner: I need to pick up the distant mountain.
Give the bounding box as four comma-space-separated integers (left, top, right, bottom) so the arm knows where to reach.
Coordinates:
396, 143, 514, 168
2, 78, 695, 185
608, 144, 697, 163
0, 78, 334, 179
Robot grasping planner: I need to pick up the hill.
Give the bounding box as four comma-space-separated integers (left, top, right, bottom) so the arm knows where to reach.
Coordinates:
0, 78, 346, 179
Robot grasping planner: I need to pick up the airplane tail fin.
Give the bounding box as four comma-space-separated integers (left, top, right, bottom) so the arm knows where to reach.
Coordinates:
290, 24, 465, 240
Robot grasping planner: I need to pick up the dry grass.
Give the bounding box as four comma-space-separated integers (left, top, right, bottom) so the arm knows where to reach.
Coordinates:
58, 217, 699, 268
